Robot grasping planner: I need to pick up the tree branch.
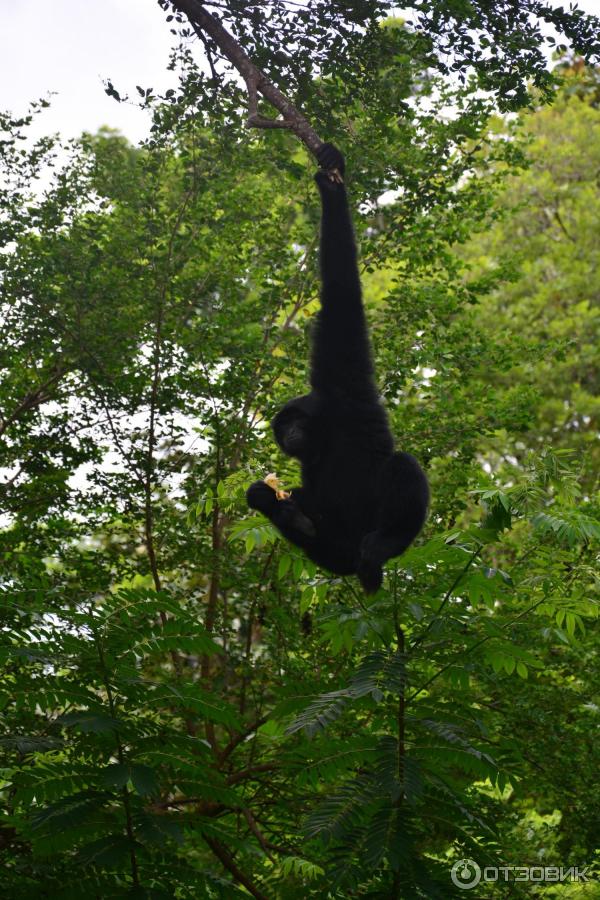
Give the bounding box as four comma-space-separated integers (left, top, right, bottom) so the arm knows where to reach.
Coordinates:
218, 715, 268, 762
203, 835, 269, 900
0, 363, 68, 439
243, 808, 275, 862
171, 0, 323, 154
225, 762, 277, 786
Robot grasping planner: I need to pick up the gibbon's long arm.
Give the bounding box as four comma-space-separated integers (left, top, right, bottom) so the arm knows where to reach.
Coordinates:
311, 145, 376, 402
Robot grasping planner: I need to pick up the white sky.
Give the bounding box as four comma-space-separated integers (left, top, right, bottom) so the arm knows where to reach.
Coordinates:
1, 0, 177, 144
2, 0, 600, 145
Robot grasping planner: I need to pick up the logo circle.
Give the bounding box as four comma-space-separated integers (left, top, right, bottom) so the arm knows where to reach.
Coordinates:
451, 859, 482, 890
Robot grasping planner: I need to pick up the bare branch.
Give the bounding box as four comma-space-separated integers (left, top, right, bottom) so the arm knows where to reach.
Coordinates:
245, 76, 292, 129
171, 0, 323, 154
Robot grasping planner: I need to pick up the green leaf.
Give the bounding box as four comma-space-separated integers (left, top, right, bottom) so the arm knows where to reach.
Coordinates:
75, 834, 135, 868
278, 554, 292, 578
101, 763, 159, 797
58, 712, 123, 733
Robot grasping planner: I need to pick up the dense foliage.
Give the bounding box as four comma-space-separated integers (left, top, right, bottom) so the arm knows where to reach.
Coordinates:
0, 4, 599, 897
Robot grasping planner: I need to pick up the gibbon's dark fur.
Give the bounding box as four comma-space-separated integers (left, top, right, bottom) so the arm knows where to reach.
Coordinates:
247, 144, 429, 593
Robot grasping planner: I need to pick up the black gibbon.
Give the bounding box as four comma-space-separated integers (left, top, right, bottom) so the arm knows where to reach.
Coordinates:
247, 143, 429, 592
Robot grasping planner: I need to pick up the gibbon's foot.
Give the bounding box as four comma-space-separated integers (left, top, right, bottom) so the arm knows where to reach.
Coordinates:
246, 480, 316, 539
264, 472, 291, 500
246, 479, 278, 514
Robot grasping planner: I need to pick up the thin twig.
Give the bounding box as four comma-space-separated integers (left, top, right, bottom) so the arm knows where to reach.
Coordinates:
410, 546, 481, 651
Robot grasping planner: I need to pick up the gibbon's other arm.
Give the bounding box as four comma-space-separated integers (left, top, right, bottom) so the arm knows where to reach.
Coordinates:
312, 144, 377, 403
